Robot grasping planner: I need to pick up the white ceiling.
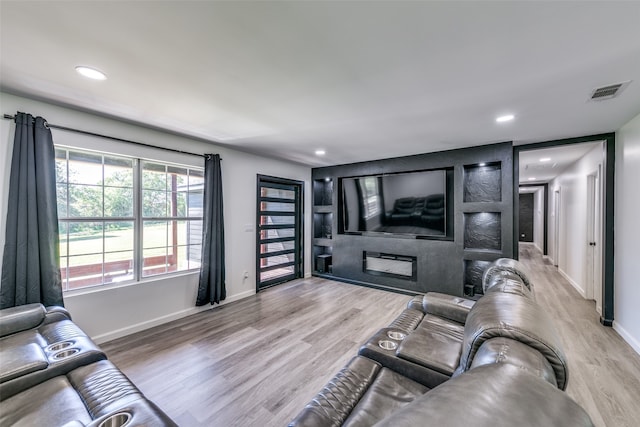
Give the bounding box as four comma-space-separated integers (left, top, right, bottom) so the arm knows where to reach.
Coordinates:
1, 1, 640, 166
518, 141, 602, 184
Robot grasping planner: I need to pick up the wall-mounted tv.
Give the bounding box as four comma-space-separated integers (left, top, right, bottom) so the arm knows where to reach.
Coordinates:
340, 169, 451, 238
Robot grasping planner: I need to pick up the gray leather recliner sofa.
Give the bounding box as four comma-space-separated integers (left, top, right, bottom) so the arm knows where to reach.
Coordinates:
289, 258, 593, 427
0, 303, 176, 426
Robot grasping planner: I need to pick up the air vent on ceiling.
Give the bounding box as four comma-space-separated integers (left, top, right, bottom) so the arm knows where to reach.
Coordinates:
589, 80, 631, 101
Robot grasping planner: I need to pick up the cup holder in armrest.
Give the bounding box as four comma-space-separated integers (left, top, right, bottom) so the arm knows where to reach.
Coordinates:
46, 341, 75, 352
378, 340, 398, 350
98, 412, 132, 427
52, 348, 81, 360
387, 330, 407, 341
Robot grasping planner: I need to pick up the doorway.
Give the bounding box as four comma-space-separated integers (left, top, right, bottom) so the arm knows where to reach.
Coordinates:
513, 133, 615, 326
256, 175, 304, 291
553, 189, 560, 267
586, 167, 603, 314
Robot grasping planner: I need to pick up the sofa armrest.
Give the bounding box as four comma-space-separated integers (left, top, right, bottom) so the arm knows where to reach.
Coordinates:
44, 306, 73, 324
408, 293, 475, 325
0, 304, 46, 338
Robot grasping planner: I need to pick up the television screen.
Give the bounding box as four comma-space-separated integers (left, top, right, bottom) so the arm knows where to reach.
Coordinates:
340, 169, 447, 237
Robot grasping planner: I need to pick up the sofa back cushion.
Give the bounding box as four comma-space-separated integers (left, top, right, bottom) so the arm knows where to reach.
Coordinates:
456, 293, 568, 389
482, 258, 533, 291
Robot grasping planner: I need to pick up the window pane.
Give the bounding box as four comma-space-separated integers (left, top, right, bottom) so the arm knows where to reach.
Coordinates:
59, 222, 68, 257
60, 256, 68, 291
143, 248, 167, 277
262, 253, 295, 267
104, 251, 134, 284
189, 170, 204, 189
261, 241, 295, 254
104, 222, 134, 253
260, 266, 294, 282
143, 221, 168, 249
67, 254, 104, 290
55, 150, 67, 183
168, 192, 187, 217
260, 228, 294, 240
260, 201, 295, 212
67, 222, 103, 256
69, 184, 103, 217
167, 166, 188, 189
188, 221, 202, 245
142, 162, 167, 190
188, 245, 201, 269
104, 187, 133, 217
142, 190, 167, 217
188, 191, 204, 217
104, 156, 133, 187
167, 220, 187, 246
260, 187, 294, 199
68, 151, 102, 185
57, 184, 68, 218
261, 215, 294, 226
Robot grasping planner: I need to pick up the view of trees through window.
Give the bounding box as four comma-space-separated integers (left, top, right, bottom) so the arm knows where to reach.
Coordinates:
55, 148, 203, 291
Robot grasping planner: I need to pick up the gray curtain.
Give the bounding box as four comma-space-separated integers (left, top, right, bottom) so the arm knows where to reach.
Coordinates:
1, 112, 63, 308
196, 154, 226, 305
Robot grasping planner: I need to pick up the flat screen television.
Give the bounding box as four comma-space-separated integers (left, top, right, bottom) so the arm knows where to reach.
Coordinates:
340, 169, 450, 238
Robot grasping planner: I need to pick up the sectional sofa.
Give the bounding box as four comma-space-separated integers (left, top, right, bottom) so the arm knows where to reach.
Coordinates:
289, 258, 595, 427
0, 303, 176, 426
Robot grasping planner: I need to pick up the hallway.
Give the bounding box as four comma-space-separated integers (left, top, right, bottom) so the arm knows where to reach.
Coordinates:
519, 243, 640, 426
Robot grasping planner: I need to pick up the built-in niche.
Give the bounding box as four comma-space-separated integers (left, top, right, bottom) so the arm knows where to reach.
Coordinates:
313, 178, 333, 206
464, 212, 501, 251
314, 213, 333, 239
363, 251, 417, 281
464, 259, 493, 296
463, 162, 502, 203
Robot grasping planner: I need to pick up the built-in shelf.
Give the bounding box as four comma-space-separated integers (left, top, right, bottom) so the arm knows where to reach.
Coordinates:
464, 212, 501, 251
313, 178, 334, 206
463, 162, 502, 203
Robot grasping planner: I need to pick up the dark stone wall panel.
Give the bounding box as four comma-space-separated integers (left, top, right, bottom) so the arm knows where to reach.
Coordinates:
464, 212, 501, 250
464, 259, 492, 295
464, 163, 502, 202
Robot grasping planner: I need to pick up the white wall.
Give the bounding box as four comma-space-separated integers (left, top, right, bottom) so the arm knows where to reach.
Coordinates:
548, 142, 604, 297
614, 113, 640, 355
0, 92, 311, 343
533, 188, 544, 253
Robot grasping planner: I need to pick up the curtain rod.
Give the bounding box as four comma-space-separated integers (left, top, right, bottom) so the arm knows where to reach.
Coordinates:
3, 113, 215, 159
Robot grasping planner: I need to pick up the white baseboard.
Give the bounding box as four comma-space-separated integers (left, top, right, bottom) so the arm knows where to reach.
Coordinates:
93, 289, 255, 344
558, 268, 587, 298
613, 322, 640, 356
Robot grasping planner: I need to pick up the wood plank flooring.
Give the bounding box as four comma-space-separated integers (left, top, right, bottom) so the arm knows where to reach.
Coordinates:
102, 247, 640, 426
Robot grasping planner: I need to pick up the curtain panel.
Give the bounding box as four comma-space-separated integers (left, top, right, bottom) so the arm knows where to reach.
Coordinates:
1, 112, 63, 308
196, 153, 226, 305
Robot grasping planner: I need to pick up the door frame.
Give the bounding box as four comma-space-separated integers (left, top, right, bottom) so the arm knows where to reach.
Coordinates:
513, 133, 615, 326
255, 174, 304, 291
586, 166, 603, 313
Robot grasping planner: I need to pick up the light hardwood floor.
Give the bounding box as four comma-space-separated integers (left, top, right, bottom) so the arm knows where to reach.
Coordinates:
102, 247, 640, 426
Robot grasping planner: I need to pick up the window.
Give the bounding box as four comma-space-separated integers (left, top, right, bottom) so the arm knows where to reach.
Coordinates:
55, 148, 203, 291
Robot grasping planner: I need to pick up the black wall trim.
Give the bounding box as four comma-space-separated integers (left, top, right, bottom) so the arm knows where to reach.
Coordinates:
514, 133, 615, 326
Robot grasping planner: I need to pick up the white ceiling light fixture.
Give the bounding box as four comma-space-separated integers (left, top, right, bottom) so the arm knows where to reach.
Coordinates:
75, 66, 107, 80
315, 150, 326, 156
496, 114, 515, 123
539, 157, 551, 162
478, 162, 486, 167
528, 177, 536, 181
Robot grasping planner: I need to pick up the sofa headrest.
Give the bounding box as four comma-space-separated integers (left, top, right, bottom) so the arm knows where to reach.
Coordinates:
484, 277, 534, 299
482, 258, 533, 290
374, 364, 593, 427
0, 304, 46, 338
457, 293, 568, 389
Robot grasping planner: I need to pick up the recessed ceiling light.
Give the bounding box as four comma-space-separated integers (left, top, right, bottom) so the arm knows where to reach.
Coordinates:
539, 158, 551, 162
75, 66, 107, 80
496, 114, 515, 123
315, 150, 326, 156
528, 177, 536, 181
478, 162, 486, 167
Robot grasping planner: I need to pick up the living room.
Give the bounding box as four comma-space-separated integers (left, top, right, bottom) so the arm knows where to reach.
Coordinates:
1, 1, 640, 426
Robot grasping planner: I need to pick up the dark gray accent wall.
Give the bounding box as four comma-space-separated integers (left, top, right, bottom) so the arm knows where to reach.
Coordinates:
519, 193, 534, 242
312, 142, 514, 297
